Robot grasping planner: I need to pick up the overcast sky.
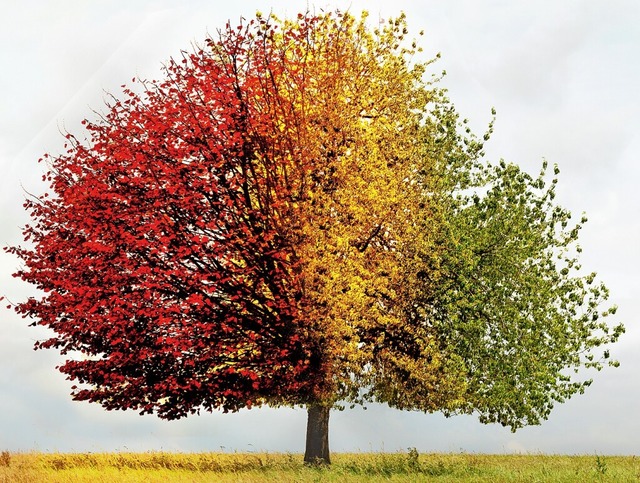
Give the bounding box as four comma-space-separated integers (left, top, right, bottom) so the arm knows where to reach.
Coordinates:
1, 0, 639, 455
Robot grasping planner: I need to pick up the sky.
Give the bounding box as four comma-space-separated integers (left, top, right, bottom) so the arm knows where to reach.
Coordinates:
1, 0, 639, 455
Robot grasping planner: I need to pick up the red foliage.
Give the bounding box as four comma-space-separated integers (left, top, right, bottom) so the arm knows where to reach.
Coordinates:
7, 17, 322, 419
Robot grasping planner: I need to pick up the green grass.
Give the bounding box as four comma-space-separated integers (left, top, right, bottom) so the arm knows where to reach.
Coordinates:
0, 450, 638, 482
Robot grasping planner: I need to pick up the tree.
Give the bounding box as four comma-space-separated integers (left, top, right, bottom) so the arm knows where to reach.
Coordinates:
6, 11, 623, 464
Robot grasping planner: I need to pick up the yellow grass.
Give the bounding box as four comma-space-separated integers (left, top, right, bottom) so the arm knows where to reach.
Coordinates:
0, 451, 638, 482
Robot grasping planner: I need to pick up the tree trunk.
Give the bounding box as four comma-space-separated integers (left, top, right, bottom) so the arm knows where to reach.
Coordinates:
303, 403, 331, 465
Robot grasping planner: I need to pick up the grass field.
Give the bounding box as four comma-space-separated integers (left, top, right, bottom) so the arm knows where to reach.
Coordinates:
1, 450, 638, 482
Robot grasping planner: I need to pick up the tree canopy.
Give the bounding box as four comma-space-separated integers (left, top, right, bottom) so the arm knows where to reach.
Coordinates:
6, 10, 623, 462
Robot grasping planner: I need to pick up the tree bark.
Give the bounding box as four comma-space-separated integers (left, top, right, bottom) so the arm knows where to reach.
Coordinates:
303, 403, 331, 465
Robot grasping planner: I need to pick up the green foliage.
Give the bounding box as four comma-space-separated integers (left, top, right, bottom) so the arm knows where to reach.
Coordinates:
394, 88, 625, 430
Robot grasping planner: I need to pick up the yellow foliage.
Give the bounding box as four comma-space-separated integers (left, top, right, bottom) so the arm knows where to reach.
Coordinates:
253, 11, 467, 406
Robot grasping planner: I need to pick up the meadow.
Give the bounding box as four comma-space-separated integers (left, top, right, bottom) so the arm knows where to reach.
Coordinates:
1, 450, 639, 482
